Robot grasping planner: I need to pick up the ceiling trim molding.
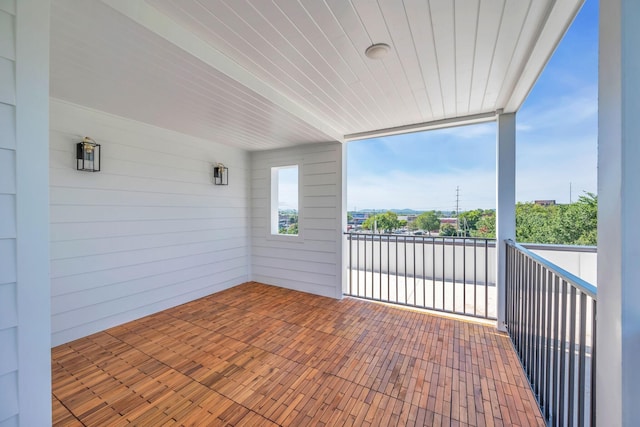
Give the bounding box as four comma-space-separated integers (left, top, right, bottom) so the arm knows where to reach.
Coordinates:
503, 0, 585, 112
344, 112, 497, 142
100, 0, 345, 143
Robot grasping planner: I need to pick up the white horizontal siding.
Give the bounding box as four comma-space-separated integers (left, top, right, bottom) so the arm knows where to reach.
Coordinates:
250, 142, 344, 299
4, 2, 51, 425
0, 328, 17, 376
0, 371, 17, 422
51, 277, 240, 346
50, 99, 250, 345
0, 283, 17, 330
52, 247, 245, 297
0, 57, 15, 105
0, 3, 18, 423
0, 103, 15, 149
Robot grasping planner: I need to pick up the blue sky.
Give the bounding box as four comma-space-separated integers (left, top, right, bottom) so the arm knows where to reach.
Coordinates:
347, 0, 598, 212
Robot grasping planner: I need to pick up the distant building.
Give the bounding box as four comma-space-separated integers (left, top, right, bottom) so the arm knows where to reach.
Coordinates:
534, 200, 556, 206
350, 212, 371, 225
440, 218, 457, 225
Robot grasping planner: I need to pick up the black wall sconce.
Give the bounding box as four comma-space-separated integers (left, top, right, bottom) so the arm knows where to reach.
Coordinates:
213, 163, 228, 185
76, 136, 101, 172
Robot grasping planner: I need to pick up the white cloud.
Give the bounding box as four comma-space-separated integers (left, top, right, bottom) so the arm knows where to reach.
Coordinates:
516, 138, 597, 203
518, 86, 597, 134
347, 131, 597, 211
346, 84, 597, 212
348, 168, 496, 211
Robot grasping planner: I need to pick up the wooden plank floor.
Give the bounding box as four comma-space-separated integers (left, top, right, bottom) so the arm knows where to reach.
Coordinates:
52, 282, 544, 426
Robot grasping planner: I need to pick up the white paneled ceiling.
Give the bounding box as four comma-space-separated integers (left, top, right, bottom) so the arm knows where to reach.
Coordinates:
50, 0, 584, 150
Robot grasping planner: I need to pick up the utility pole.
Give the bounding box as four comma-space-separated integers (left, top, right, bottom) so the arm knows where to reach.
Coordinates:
455, 186, 460, 234
569, 182, 572, 204
373, 209, 377, 234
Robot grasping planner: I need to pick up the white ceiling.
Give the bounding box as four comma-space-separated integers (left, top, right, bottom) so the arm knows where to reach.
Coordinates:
50, 0, 584, 151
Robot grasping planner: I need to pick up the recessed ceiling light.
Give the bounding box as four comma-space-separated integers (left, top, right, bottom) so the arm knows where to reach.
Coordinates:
365, 43, 391, 60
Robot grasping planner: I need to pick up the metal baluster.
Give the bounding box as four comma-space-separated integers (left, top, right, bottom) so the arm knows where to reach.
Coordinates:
396, 235, 399, 304
348, 233, 353, 295
484, 239, 489, 318
509, 244, 516, 335
474, 239, 477, 317
505, 244, 510, 330
413, 236, 416, 306
356, 234, 360, 297
463, 238, 467, 315
364, 234, 368, 298
522, 252, 528, 355
552, 275, 561, 427
404, 236, 408, 305
516, 250, 522, 352
590, 300, 597, 427
432, 237, 436, 310
578, 291, 587, 427
527, 257, 533, 379
534, 263, 541, 397
568, 286, 577, 427
558, 280, 568, 427
442, 238, 446, 310
544, 269, 553, 420
453, 237, 456, 313
379, 234, 382, 301
385, 234, 389, 302
423, 236, 426, 308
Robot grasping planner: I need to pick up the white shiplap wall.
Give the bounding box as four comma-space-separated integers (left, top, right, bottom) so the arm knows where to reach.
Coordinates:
0, 3, 19, 425
250, 142, 345, 299
1, 2, 51, 426
50, 99, 250, 346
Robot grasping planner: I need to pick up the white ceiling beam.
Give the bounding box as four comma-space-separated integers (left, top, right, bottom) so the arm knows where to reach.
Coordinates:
503, 0, 585, 113
344, 112, 497, 142
100, 0, 345, 143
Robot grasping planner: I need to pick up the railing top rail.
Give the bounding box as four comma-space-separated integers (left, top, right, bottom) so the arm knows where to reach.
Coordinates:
343, 231, 495, 241
506, 239, 597, 299
521, 242, 597, 253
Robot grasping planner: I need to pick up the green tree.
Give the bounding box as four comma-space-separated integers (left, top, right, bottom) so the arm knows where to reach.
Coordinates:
378, 211, 400, 233
554, 193, 597, 245
288, 223, 299, 234
514, 193, 597, 245
415, 211, 440, 235
362, 215, 376, 231
279, 222, 298, 235
362, 211, 400, 233
473, 212, 496, 238
439, 223, 456, 236
515, 202, 558, 243
458, 209, 484, 231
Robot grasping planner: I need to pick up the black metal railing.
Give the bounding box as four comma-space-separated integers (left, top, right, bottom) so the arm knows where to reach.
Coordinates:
505, 240, 597, 427
344, 232, 496, 319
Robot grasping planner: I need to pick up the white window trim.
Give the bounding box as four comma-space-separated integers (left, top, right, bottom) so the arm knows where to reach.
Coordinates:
267, 161, 304, 242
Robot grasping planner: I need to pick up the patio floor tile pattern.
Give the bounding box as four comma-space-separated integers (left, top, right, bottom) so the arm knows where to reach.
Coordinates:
52, 282, 544, 426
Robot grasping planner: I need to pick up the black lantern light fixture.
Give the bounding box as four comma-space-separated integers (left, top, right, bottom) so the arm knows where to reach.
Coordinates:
76, 136, 101, 172
213, 162, 228, 185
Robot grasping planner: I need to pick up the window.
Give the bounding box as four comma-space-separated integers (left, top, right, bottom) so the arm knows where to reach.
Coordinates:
271, 165, 299, 236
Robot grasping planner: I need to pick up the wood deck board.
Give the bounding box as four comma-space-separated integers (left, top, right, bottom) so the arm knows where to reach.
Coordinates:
52, 282, 544, 426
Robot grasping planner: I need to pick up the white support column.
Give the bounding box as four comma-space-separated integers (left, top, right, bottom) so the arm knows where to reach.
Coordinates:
7, 1, 52, 426
338, 142, 347, 299
598, 0, 640, 424
496, 112, 516, 331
